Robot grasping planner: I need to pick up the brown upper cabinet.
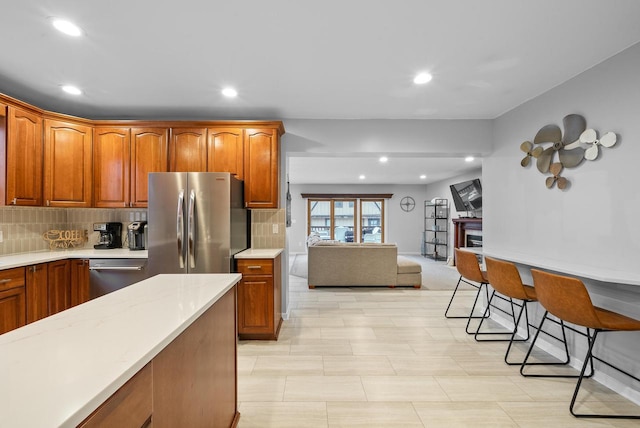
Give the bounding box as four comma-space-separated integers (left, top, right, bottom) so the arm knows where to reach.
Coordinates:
6, 106, 43, 206
93, 127, 130, 208
93, 126, 169, 208
1, 92, 283, 209
244, 128, 279, 208
43, 119, 93, 208
169, 127, 207, 172
207, 127, 244, 179
130, 128, 169, 208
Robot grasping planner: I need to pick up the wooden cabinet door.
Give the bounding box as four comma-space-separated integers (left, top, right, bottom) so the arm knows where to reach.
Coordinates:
43, 119, 93, 207
26, 263, 48, 324
130, 127, 169, 208
70, 259, 90, 307
244, 128, 279, 208
207, 127, 243, 179
93, 127, 130, 208
6, 106, 43, 206
238, 276, 274, 335
0, 267, 26, 334
0, 287, 26, 335
169, 128, 207, 172
47, 260, 70, 316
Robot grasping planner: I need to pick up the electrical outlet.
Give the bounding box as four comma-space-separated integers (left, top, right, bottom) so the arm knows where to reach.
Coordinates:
0, 230, 3, 242
272, 224, 279, 234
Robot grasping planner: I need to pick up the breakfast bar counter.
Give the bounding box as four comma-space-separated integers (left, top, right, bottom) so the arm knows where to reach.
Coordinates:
0, 273, 241, 427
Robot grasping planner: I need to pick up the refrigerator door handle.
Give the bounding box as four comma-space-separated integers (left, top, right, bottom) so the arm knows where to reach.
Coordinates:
177, 189, 185, 268
188, 189, 196, 269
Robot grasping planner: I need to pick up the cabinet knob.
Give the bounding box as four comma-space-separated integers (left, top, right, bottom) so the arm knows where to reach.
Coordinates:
11, 198, 17, 205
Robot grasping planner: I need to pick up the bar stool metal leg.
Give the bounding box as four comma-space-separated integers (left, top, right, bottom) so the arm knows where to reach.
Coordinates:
444, 275, 490, 321
570, 329, 640, 419
520, 310, 594, 379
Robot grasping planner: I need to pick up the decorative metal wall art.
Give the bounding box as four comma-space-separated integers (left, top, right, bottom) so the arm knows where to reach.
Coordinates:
520, 114, 617, 189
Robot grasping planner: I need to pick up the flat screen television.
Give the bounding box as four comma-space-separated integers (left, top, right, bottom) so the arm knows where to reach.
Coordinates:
450, 178, 482, 212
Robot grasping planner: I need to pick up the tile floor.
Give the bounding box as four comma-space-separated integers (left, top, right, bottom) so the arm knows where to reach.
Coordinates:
237, 272, 639, 427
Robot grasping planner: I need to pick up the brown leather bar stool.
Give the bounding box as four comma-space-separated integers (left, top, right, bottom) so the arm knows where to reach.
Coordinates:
527, 269, 640, 419
482, 256, 572, 365
445, 249, 492, 334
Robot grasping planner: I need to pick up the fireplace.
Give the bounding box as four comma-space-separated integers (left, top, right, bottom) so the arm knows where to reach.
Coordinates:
465, 231, 483, 248
452, 218, 483, 265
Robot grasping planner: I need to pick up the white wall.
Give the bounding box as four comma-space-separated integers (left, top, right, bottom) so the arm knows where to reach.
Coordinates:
287, 183, 427, 254
486, 42, 640, 278
486, 41, 640, 401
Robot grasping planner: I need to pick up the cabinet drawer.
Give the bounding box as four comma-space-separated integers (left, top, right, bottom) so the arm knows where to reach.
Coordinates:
0, 267, 26, 292
237, 259, 273, 275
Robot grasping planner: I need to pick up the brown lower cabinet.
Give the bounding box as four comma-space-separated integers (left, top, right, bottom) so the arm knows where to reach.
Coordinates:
1, 259, 91, 334
0, 267, 26, 335
78, 285, 239, 428
236, 255, 282, 340
26, 263, 48, 323
70, 259, 90, 307
48, 259, 71, 316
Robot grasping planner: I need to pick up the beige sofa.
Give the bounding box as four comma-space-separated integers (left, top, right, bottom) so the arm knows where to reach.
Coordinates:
307, 242, 421, 288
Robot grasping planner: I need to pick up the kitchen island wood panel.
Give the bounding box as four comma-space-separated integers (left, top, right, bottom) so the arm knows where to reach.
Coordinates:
0, 273, 240, 427
153, 284, 238, 427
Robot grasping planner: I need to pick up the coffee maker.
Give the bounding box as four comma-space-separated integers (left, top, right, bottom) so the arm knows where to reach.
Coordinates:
127, 221, 148, 250
93, 222, 123, 249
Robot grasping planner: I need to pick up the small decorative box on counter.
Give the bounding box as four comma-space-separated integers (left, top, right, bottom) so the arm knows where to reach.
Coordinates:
42, 229, 88, 250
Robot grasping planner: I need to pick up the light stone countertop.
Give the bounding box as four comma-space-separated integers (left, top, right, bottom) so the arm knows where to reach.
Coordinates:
235, 248, 283, 259
482, 247, 640, 286
0, 248, 147, 270
0, 273, 240, 428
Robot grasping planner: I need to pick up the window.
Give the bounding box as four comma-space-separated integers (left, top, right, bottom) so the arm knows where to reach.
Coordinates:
305, 195, 388, 243
360, 199, 384, 243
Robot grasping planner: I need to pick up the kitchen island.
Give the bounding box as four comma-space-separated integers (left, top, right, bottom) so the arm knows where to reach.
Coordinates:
0, 273, 241, 427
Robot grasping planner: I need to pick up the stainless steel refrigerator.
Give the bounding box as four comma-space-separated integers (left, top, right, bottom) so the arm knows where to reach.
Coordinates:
147, 172, 248, 276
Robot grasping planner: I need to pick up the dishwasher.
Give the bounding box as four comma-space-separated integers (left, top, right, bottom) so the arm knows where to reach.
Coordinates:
89, 259, 149, 299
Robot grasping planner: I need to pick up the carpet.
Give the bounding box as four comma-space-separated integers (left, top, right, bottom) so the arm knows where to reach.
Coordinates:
289, 253, 459, 290
289, 254, 308, 278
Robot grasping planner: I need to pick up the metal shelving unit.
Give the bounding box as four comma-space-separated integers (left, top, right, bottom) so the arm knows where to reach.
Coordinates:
422, 199, 448, 261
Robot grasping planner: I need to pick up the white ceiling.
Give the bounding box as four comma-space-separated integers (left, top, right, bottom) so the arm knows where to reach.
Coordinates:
288, 155, 481, 185
2, 1, 640, 184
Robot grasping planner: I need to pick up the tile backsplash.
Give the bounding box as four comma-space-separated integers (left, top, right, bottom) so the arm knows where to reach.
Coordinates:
250, 209, 286, 249
0, 206, 147, 255
0, 206, 284, 256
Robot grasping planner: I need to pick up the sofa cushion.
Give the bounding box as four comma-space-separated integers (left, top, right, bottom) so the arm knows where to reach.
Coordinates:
397, 256, 422, 274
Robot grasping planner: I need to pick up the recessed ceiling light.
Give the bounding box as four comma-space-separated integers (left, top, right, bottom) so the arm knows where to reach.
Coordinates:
222, 87, 238, 98
359, 175, 366, 180
420, 175, 427, 180
379, 156, 388, 163
465, 156, 475, 162
413, 72, 433, 85
62, 85, 82, 95
51, 19, 82, 37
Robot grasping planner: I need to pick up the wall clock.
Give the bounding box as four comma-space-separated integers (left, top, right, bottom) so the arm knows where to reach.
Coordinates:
400, 196, 415, 212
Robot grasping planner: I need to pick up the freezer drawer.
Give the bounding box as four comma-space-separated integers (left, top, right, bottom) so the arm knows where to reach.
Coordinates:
89, 259, 149, 299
